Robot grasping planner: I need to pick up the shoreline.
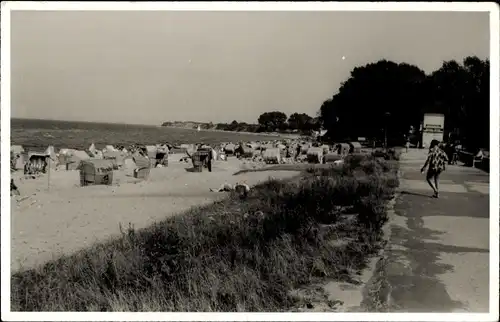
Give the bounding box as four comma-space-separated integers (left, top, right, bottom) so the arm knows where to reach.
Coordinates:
11, 126, 303, 152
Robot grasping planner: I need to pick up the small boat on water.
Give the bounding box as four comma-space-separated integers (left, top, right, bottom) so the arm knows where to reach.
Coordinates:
197, 125, 201, 132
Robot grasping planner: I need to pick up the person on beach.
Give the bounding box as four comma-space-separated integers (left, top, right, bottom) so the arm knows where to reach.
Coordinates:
452, 141, 462, 165
234, 182, 251, 199
209, 182, 251, 199
11, 179, 20, 196
210, 182, 233, 192
421, 139, 448, 198
295, 144, 301, 161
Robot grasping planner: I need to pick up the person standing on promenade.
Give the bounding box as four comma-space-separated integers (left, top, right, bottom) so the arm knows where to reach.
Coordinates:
421, 139, 449, 198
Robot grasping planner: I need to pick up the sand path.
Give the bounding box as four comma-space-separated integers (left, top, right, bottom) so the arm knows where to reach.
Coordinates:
11, 156, 300, 272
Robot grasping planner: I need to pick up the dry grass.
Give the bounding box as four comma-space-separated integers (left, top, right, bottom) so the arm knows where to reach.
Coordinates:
11, 155, 399, 312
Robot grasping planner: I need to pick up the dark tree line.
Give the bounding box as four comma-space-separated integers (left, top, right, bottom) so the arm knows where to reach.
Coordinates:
252, 56, 489, 148
213, 112, 320, 134
256, 111, 320, 133
215, 120, 260, 133
319, 56, 490, 151
162, 56, 489, 149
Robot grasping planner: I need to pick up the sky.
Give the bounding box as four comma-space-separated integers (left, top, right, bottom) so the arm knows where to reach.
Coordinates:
10, 10, 489, 125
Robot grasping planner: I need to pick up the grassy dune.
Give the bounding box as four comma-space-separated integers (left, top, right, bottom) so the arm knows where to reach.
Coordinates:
11, 154, 399, 312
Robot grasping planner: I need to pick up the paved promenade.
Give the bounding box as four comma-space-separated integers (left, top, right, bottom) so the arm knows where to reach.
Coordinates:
386, 148, 490, 312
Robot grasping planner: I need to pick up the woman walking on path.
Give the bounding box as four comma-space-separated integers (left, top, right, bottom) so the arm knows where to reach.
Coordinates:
421, 139, 449, 198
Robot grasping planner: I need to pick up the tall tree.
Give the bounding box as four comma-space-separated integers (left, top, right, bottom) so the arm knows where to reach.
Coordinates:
319, 60, 427, 142
257, 111, 288, 132
429, 56, 489, 150
288, 113, 313, 132
227, 120, 240, 131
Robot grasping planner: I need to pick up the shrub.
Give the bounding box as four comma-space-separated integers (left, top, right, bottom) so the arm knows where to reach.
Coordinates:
387, 148, 401, 160
312, 153, 399, 231
371, 148, 401, 161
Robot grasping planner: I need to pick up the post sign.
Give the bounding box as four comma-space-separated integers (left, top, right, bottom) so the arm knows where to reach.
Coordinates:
423, 124, 444, 133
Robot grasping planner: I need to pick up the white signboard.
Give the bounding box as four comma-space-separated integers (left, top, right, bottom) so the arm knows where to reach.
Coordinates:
423, 113, 445, 132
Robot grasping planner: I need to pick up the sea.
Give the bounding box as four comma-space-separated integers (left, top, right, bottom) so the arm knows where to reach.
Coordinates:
11, 118, 281, 152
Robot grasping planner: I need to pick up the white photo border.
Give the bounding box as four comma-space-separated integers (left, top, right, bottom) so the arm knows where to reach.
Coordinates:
1, 2, 498, 321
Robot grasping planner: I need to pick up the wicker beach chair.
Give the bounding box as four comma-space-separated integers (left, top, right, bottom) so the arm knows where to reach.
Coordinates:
79, 159, 115, 186
133, 155, 151, 179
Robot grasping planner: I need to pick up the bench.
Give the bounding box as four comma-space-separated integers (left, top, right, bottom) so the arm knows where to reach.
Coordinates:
458, 151, 489, 172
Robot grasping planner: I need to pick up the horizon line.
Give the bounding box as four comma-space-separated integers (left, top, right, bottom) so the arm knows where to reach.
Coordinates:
10, 117, 261, 127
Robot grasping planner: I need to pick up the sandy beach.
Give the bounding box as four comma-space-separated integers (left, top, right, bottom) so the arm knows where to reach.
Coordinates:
11, 155, 300, 272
